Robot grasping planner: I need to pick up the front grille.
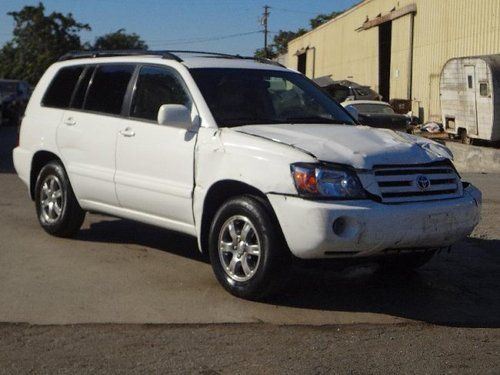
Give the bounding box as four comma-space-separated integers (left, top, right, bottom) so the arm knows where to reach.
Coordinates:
373, 163, 462, 203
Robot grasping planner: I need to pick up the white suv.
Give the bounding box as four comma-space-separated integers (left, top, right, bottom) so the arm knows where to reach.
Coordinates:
14, 51, 481, 299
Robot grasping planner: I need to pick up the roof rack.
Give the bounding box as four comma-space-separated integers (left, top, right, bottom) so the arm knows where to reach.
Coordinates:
58, 50, 183, 62
58, 49, 285, 67
168, 50, 284, 67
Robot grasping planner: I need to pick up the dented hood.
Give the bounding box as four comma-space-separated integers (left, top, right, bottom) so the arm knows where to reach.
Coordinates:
233, 124, 453, 169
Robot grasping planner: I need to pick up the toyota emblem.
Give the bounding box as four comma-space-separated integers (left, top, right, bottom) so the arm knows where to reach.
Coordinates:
416, 175, 431, 191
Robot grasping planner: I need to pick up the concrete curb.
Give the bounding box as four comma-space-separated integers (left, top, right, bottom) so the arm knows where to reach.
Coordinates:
445, 142, 500, 173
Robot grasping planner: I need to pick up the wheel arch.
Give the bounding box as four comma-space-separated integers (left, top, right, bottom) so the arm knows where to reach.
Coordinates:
198, 179, 285, 254
30, 150, 63, 200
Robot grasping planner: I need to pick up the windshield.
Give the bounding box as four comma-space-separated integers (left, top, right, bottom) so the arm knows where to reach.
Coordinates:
352, 103, 395, 115
0, 82, 17, 95
190, 68, 355, 127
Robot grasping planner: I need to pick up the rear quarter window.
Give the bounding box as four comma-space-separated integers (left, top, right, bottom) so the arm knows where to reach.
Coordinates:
42, 66, 85, 108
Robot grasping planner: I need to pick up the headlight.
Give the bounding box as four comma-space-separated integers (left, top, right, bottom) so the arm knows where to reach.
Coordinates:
290, 163, 366, 199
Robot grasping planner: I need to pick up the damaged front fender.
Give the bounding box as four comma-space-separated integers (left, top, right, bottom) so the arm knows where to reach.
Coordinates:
192, 127, 316, 251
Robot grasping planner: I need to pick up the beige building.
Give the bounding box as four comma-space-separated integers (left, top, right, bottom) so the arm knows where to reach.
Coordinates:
286, 0, 500, 121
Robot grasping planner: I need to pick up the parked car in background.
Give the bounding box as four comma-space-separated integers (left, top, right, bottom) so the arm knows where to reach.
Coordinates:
0, 79, 32, 126
314, 76, 382, 103
14, 51, 481, 300
342, 100, 412, 133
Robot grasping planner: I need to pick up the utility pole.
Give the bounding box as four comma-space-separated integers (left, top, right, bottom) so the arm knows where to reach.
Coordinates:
262, 5, 270, 58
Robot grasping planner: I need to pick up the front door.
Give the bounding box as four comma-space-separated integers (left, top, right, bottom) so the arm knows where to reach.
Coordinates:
114, 65, 197, 233
464, 65, 479, 135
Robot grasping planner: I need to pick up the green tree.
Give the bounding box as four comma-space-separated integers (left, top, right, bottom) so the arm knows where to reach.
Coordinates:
254, 29, 307, 58
93, 28, 148, 50
254, 47, 277, 59
272, 29, 307, 55
309, 11, 342, 29
0, 2, 90, 84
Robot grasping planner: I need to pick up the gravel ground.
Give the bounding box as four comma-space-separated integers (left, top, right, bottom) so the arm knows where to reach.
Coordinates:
1, 126, 499, 373
1, 323, 499, 374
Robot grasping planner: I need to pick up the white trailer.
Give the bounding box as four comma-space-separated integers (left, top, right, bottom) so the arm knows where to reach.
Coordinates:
440, 55, 500, 144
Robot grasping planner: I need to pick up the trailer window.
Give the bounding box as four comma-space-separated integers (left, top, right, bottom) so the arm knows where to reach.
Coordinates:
479, 83, 488, 97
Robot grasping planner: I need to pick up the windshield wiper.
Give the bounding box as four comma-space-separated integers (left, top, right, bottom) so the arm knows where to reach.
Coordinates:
284, 116, 351, 125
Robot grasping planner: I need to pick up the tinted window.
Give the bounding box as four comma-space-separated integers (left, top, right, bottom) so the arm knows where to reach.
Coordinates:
85, 64, 134, 115
480, 82, 488, 97
131, 66, 190, 121
42, 66, 84, 108
71, 66, 95, 109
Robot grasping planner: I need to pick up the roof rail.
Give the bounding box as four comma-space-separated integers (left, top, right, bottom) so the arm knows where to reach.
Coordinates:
58, 50, 285, 67
239, 56, 285, 68
165, 50, 285, 66
58, 50, 183, 62
166, 50, 239, 58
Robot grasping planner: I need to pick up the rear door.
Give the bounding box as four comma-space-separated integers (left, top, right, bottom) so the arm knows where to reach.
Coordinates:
464, 65, 479, 135
56, 63, 135, 206
114, 65, 198, 232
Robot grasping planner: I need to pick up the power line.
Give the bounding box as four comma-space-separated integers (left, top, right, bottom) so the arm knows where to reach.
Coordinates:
270, 7, 320, 15
146, 30, 262, 47
146, 31, 261, 44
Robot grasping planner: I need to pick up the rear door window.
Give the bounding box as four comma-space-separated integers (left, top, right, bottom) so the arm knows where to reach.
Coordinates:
42, 66, 84, 108
84, 64, 135, 115
70, 66, 95, 109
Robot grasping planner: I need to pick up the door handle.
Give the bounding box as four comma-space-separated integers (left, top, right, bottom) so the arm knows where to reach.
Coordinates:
119, 127, 135, 137
63, 117, 76, 126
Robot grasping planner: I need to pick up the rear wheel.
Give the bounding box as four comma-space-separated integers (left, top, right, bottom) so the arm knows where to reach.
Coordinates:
208, 196, 288, 300
35, 161, 85, 238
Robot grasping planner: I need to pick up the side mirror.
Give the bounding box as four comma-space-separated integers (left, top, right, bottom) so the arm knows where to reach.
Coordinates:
345, 106, 359, 121
157, 104, 192, 128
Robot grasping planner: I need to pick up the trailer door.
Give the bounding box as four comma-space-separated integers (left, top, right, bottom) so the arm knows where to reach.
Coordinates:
464, 65, 479, 135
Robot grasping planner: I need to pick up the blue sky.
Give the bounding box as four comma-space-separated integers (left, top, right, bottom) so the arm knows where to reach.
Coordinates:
0, 0, 359, 55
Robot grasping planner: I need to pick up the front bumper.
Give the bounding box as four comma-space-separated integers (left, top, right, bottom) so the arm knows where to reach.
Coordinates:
267, 185, 481, 259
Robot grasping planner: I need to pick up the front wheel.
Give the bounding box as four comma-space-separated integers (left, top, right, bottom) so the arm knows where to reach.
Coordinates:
208, 196, 288, 300
35, 161, 85, 238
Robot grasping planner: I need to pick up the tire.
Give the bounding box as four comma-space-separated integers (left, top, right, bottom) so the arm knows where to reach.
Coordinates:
34, 161, 85, 238
459, 129, 473, 145
208, 195, 289, 300
377, 250, 436, 273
